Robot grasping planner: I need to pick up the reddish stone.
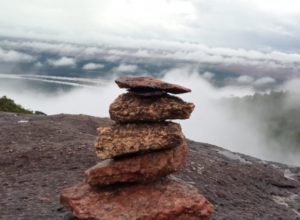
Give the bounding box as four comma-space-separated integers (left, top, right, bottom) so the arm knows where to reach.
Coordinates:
85, 142, 188, 186
95, 122, 184, 159
131, 90, 166, 97
109, 93, 195, 122
115, 76, 191, 94
60, 177, 213, 220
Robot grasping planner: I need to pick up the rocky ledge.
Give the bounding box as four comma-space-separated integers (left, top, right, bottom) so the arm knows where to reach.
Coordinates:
1, 112, 300, 220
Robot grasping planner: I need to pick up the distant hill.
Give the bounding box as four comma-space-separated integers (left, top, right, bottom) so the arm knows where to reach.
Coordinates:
0, 96, 45, 115
223, 91, 300, 151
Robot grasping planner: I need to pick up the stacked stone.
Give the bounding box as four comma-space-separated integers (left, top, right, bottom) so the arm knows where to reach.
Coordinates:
60, 76, 213, 220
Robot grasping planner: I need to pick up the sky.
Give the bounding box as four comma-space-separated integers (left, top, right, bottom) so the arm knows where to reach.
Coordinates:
1, 0, 300, 82
1, 0, 300, 51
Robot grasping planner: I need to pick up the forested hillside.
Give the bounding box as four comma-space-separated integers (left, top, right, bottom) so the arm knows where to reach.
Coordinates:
224, 91, 300, 152
0, 96, 45, 115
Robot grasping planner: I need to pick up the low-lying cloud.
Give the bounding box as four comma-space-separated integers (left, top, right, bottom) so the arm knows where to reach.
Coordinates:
82, 63, 104, 71
0, 47, 34, 62
1, 69, 299, 166
253, 76, 276, 86
47, 56, 76, 67
114, 64, 138, 73
1, 37, 300, 80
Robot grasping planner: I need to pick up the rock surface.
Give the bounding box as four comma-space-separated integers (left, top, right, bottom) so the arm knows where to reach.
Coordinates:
95, 122, 184, 159
115, 76, 191, 94
1, 112, 300, 220
109, 93, 195, 122
130, 90, 166, 97
85, 142, 188, 186
60, 177, 213, 220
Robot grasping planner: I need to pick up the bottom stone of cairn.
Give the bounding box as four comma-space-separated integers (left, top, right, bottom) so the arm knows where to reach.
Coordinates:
85, 142, 187, 186
60, 177, 213, 220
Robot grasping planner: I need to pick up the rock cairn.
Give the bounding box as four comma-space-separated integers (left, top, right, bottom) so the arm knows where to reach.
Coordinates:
60, 76, 213, 220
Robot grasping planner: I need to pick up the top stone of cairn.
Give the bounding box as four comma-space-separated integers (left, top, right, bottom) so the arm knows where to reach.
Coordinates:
115, 76, 191, 95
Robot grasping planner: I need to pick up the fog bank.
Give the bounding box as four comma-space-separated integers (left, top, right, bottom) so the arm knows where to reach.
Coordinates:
1, 70, 300, 166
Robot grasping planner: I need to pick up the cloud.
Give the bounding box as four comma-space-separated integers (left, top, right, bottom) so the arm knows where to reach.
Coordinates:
82, 63, 104, 71
1, 37, 300, 83
0, 47, 34, 62
254, 76, 276, 86
47, 57, 76, 67
162, 69, 300, 165
1, 37, 300, 82
236, 75, 255, 84
202, 71, 215, 80
283, 78, 300, 94
34, 62, 43, 68
2, 68, 300, 165
0, 0, 300, 167
1, 0, 300, 52
282, 78, 300, 109
114, 64, 138, 73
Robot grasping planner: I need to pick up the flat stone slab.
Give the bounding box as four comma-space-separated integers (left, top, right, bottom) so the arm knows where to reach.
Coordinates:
95, 122, 184, 159
131, 90, 166, 97
115, 76, 191, 94
86, 142, 188, 186
109, 93, 195, 122
60, 177, 213, 220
